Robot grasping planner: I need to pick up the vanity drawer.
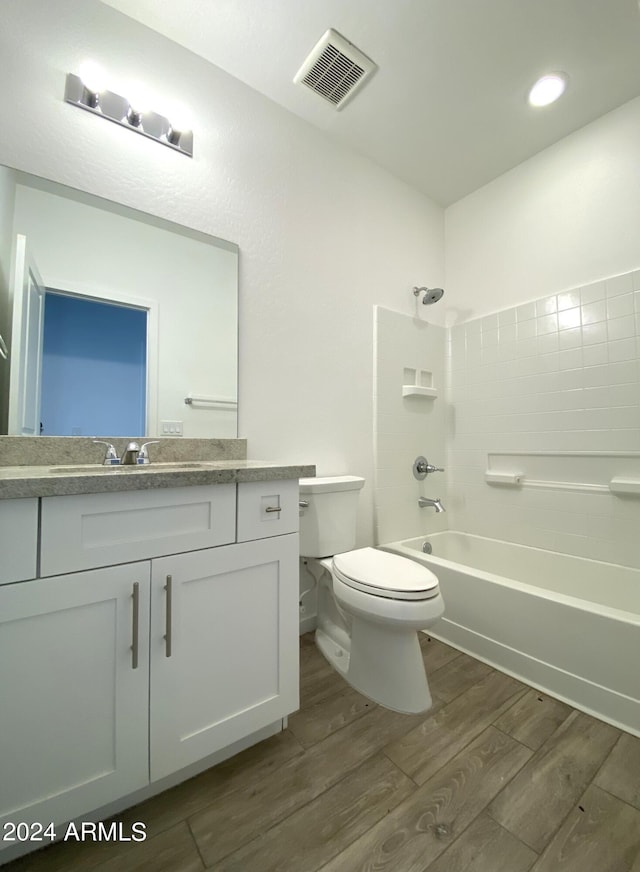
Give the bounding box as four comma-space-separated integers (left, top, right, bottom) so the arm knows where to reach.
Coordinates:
237, 480, 299, 542
40, 485, 236, 576
0, 499, 38, 585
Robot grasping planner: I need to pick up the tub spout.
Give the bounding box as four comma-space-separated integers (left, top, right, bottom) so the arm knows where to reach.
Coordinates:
418, 496, 446, 513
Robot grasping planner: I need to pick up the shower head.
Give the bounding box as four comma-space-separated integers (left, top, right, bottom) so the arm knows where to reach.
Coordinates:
413, 286, 445, 305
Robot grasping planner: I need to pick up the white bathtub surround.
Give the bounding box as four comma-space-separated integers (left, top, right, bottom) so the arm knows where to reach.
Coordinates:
385, 532, 640, 736
374, 307, 448, 544
447, 269, 640, 568
374, 269, 640, 732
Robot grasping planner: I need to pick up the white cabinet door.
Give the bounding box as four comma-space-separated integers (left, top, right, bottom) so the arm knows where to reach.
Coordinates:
0, 564, 150, 837
149, 534, 299, 781
0, 499, 38, 584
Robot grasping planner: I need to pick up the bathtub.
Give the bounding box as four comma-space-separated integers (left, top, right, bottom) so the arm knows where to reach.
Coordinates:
382, 531, 640, 736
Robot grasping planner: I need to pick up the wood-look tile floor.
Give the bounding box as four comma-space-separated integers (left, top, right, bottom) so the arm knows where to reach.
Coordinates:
6, 633, 640, 872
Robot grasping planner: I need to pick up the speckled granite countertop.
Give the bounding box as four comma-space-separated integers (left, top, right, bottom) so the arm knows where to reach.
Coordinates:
0, 460, 316, 499
0, 437, 315, 499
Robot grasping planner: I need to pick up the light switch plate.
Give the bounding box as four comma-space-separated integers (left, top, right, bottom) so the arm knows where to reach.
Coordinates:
160, 420, 183, 436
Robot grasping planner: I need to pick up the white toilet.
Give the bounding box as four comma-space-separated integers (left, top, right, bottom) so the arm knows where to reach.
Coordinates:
299, 475, 444, 714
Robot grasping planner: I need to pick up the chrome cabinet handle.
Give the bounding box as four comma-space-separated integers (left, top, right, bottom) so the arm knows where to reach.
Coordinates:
131, 582, 140, 670
299, 500, 309, 509
164, 575, 173, 658
265, 506, 282, 513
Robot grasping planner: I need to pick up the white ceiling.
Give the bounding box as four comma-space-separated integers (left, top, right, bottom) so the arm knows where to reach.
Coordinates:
101, 0, 640, 206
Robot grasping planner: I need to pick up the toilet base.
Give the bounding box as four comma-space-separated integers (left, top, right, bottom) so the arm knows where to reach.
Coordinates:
316, 617, 433, 715
315, 627, 351, 678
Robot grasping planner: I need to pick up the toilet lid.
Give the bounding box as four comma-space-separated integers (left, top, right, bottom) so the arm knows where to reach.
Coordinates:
332, 547, 440, 601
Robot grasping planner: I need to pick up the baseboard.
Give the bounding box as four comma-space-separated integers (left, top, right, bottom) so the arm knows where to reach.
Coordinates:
431, 618, 640, 737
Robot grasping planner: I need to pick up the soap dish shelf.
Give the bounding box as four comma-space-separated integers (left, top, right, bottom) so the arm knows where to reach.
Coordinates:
402, 385, 438, 399
609, 478, 640, 497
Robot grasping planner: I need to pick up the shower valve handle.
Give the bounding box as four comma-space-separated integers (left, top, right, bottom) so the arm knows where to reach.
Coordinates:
413, 456, 445, 480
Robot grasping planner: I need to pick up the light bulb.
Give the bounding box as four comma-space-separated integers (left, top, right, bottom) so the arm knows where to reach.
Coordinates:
165, 102, 192, 134
126, 81, 152, 116
79, 60, 108, 94
528, 73, 568, 107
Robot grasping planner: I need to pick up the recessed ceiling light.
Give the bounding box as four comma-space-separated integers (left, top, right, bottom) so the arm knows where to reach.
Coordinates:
528, 73, 568, 107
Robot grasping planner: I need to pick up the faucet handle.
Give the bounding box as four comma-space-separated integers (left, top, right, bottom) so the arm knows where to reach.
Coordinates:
138, 441, 160, 465
413, 456, 445, 480
93, 440, 119, 465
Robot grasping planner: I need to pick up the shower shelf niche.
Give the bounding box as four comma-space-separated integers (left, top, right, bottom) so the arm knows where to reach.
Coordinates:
402, 368, 438, 399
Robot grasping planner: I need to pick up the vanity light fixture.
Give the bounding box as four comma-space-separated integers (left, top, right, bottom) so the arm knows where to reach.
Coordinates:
64, 71, 194, 157
527, 73, 568, 108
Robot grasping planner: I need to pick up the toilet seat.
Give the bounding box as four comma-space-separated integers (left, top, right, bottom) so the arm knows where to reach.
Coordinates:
332, 547, 439, 601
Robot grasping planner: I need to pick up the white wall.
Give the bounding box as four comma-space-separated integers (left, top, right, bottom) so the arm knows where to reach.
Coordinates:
0, 0, 444, 545
0, 168, 15, 292
0, 166, 17, 432
12, 182, 237, 437
445, 97, 640, 323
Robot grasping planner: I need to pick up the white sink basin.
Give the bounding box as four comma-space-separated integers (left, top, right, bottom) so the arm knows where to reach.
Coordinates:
50, 462, 208, 474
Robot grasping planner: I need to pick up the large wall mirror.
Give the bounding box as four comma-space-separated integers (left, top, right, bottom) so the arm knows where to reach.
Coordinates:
0, 166, 238, 439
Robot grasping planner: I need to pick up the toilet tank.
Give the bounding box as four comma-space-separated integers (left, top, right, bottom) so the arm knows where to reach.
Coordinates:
299, 475, 365, 557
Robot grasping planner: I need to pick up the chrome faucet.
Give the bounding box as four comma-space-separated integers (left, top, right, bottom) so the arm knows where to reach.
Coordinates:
120, 441, 141, 465
418, 496, 446, 513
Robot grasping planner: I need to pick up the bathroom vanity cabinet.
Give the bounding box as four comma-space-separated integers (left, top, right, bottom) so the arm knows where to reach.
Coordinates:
0, 479, 300, 844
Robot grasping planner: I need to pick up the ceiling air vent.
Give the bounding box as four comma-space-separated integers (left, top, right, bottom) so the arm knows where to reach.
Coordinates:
294, 29, 377, 110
